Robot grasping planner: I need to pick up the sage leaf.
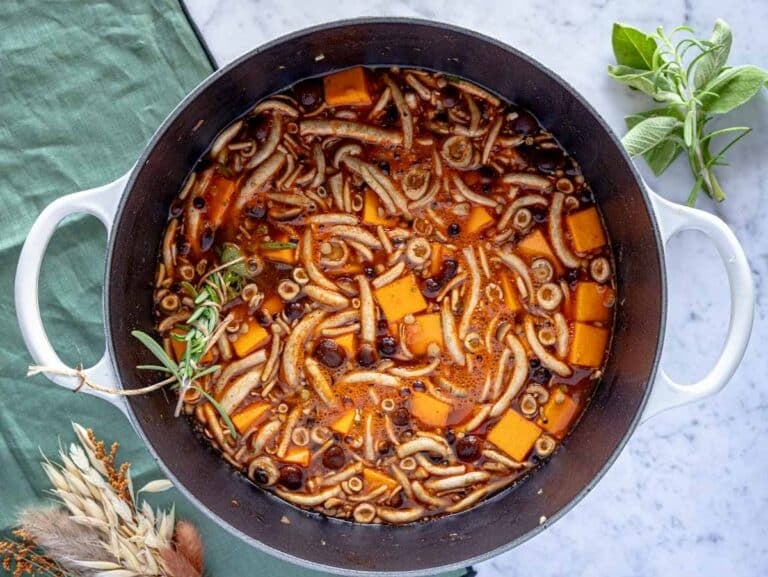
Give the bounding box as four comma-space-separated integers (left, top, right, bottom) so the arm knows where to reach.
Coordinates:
625, 107, 685, 175
621, 116, 683, 157
700, 65, 768, 114
693, 19, 732, 89
607, 65, 679, 102
612, 23, 658, 70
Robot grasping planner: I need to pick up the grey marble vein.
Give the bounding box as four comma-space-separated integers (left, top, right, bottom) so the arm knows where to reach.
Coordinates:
184, 1, 768, 575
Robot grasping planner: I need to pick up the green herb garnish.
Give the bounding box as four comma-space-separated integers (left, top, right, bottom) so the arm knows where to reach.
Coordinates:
133, 269, 243, 439
608, 19, 767, 205
261, 241, 297, 250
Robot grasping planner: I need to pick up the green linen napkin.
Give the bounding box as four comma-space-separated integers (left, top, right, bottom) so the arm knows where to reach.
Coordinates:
0, 1, 467, 575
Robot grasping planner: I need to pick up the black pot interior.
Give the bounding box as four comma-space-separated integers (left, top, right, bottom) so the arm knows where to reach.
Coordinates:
107, 20, 663, 574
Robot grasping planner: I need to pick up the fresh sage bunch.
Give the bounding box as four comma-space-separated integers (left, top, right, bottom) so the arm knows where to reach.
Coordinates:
608, 19, 767, 205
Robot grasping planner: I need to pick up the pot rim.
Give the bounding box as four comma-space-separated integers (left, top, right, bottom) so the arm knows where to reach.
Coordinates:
105, 17, 666, 576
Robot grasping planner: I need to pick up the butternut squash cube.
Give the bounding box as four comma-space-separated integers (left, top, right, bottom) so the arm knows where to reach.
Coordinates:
429, 243, 442, 276
362, 189, 396, 226
282, 446, 310, 467
566, 207, 606, 253
486, 409, 542, 461
232, 322, 270, 357
466, 206, 494, 233
323, 67, 373, 107
363, 468, 398, 490
331, 408, 357, 436
516, 229, 564, 275
568, 322, 609, 367
261, 247, 296, 265
261, 293, 284, 316
333, 332, 357, 358
206, 173, 237, 230
231, 402, 269, 434
411, 391, 452, 428
537, 393, 579, 440
498, 270, 523, 313
374, 273, 427, 321
402, 313, 443, 356
573, 282, 614, 322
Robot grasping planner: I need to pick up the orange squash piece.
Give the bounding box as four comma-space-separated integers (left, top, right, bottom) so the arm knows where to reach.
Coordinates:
282, 446, 311, 467
363, 468, 398, 491
466, 206, 494, 233
323, 67, 373, 107
333, 333, 357, 358
261, 247, 296, 265
402, 313, 443, 356
429, 243, 442, 276
537, 393, 579, 440
573, 282, 614, 322
411, 391, 452, 428
331, 408, 357, 436
231, 402, 269, 434
374, 273, 428, 322
486, 409, 542, 461
568, 322, 610, 367
206, 173, 237, 229
232, 322, 270, 357
516, 229, 564, 275
169, 328, 213, 364
362, 189, 396, 226
566, 207, 606, 253
261, 293, 284, 316
498, 270, 523, 313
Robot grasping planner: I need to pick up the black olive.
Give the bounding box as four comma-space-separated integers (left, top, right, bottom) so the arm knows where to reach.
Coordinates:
364, 265, 376, 279
482, 182, 491, 194
378, 161, 391, 175
447, 223, 460, 237
357, 344, 377, 367
478, 165, 495, 181
255, 309, 272, 327
176, 239, 191, 257
382, 105, 399, 127
246, 204, 266, 219
440, 259, 458, 282
456, 435, 482, 462
278, 465, 303, 490
192, 196, 206, 210
532, 366, 552, 384
412, 380, 426, 392
378, 440, 393, 455
440, 85, 461, 109
200, 228, 215, 252
294, 79, 324, 111
376, 319, 390, 333
532, 148, 567, 174
445, 429, 456, 445
529, 358, 541, 369
377, 335, 398, 356
248, 115, 270, 141
510, 109, 539, 135
432, 110, 449, 123
169, 201, 183, 218
399, 387, 411, 398
579, 190, 594, 205
564, 269, 579, 284
170, 282, 181, 293
532, 205, 548, 224
391, 406, 410, 426
251, 467, 270, 485
422, 277, 442, 298
284, 300, 305, 321
314, 338, 346, 368
322, 445, 345, 470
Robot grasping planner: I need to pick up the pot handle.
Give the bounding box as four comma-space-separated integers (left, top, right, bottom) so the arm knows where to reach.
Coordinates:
15, 172, 131, 415
641, 190, 754, 421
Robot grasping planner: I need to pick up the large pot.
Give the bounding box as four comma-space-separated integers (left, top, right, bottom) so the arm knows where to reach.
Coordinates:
15, 19, 754, 575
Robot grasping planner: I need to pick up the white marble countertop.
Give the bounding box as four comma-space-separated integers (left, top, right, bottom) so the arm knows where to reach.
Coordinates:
184, 1, 768, 575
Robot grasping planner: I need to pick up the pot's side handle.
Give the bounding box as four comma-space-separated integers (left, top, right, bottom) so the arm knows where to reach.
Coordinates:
641, 190, 754, 421
15, 173, 131, 415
